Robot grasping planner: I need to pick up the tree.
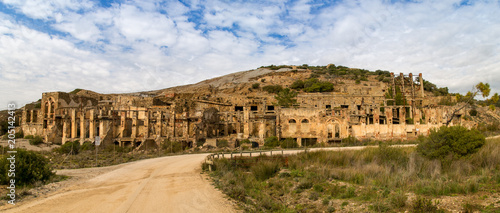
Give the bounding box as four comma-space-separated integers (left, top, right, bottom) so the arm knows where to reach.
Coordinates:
0, 149, 54, 186
275, 88, 297, 107
417, 126, 485, 160
445, 82, 492, 126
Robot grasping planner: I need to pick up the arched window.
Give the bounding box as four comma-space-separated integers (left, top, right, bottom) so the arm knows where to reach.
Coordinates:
301, 119, 309, 123
289, 119, 296, 123
50, 101, 55, 113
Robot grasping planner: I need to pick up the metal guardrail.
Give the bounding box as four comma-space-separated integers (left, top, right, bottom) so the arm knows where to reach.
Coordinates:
204, 149, 287, 171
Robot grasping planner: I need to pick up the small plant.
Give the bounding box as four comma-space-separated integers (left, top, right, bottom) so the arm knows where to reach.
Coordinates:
162, 140, 184, 153
389, 191, 407, 208
264, 136, 279, 147
80, 141, 95, 151
412, 196, 442, 213
250, 160, 280, 181
251, 83, 260, 89
56, 140, 81, 155
462, 202, 483, 213
24, 135, 34, 139
216, 140, 229, 148
29, 135, 44, 145
280, 138, 298, 148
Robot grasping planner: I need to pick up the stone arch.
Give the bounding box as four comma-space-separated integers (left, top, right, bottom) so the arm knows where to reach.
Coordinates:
326, 118, 342, 138
301, 119, 309, 123
289, 119, 296, 123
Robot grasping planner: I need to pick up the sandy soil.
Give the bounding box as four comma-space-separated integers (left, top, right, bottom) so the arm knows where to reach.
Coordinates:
0, 153, 237, 213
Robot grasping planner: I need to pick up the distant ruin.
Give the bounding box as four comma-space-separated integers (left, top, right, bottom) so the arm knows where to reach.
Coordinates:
19, 66, 478, 148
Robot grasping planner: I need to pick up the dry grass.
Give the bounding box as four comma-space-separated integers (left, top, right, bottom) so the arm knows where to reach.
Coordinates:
206, 138, 500, 212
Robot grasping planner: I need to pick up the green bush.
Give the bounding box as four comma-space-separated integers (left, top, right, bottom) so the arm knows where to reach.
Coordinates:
262, 85, 283, 94
162, 140, 183, 153
216, 140, 229, 148
29, 135, 44, 145
291, 78, 334, 93
24, 135, 34, 139
264, 136, 279, 147
56, 140, 81, 155
389, 191, 407, 208
251, 83, 260, 89
0, 149, 54, 186
412, 197, 442, 213
417, 126, 485, 160
280, 138, 298, 148
80, 141, 95, 151
469, 109, 478, 116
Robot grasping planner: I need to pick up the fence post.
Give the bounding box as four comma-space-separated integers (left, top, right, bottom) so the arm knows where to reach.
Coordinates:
270, 150, 272, 156
281, 150, 283, 155
231, 152, 233, 159
250, 152, 252, 157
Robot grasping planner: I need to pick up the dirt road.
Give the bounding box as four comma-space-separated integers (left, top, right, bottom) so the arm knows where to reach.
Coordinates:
1, 154, 237, 213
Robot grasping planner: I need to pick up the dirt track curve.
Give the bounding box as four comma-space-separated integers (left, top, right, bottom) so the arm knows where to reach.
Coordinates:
1, 154, 236, 213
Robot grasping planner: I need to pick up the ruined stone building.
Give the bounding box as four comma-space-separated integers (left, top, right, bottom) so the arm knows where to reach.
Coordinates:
20, 67, 472, 148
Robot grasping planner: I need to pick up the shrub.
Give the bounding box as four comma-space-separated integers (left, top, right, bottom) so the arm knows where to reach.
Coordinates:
469, 109, 478, 116
0, 149, 54, 186
275, 88, 298, 107
29, 135, 44, 145
389, 191, 408, 208
251, 83, 260, 89
80, 141, 95, 151
15, 130, 24, 139
417, 126, 485, 160
280, 138, 298, 148
57, 140, 81, 155
216, 140, 229, 148
264, 136, 279, 148
162, 140, 183, 153
262, 85, 283, 94
250, 160, 280, 181
24, 135, 34, 139
412, 197, 442, 213
292, 78, 334, 93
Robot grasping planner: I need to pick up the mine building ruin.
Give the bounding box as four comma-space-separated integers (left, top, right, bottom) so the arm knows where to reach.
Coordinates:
20, 67, 471, 148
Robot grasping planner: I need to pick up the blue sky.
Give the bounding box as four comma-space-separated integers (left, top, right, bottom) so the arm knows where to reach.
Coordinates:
0, 0, 499, 110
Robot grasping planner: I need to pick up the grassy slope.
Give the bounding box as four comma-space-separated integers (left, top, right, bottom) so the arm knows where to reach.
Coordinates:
207, 138, 500, 212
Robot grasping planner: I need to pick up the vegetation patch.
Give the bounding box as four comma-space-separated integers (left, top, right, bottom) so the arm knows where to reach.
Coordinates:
205, 136, 500, 212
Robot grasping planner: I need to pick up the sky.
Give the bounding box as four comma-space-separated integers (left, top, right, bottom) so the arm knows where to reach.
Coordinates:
0, 0, 499, 110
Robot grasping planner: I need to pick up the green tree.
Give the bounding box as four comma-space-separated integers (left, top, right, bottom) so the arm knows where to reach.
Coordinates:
417, 126, 485, 160
275, 88, 297, 107
0, 149, 54, 186
446, 82, 492, 126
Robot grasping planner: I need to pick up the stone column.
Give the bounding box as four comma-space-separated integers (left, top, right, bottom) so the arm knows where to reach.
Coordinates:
62, 119, 68, 144
80, 111, 85, 142
71, 109, 77, 139
243, 106, 250, 138
131, 111, 137, 138
89, 110, 95, 139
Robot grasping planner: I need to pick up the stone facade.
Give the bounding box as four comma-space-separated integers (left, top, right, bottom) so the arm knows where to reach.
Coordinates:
20, 72, 470, 147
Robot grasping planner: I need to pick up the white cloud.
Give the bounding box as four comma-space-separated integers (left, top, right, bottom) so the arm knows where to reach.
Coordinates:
0, 0, 500, 110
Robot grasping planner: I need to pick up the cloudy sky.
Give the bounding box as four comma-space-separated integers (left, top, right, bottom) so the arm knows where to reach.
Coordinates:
1, 0, 499, 110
